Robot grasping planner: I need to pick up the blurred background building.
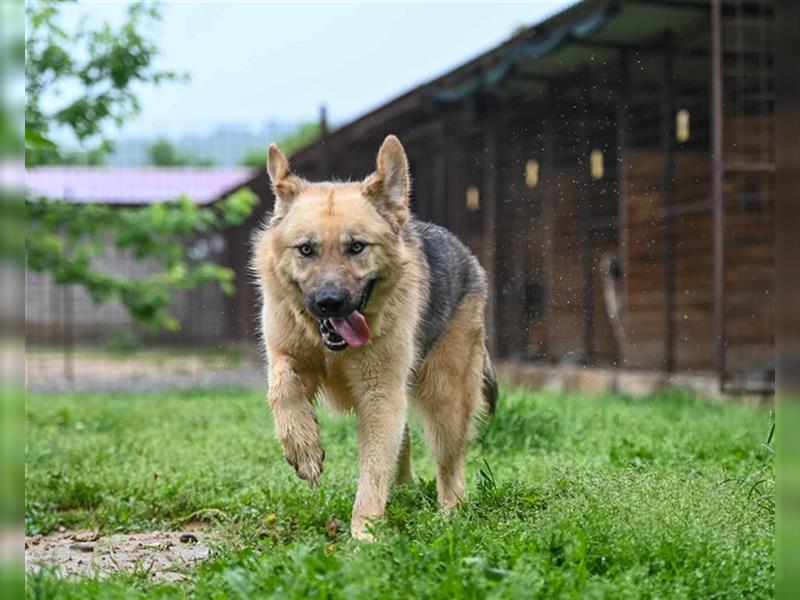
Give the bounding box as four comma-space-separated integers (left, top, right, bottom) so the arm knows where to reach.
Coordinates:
224, 0, 775, 396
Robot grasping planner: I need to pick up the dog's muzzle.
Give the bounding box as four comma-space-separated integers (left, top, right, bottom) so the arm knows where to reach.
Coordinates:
315, 278, 376, 352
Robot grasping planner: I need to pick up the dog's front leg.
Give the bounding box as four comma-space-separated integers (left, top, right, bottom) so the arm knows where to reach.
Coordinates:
267, 356, 324, 486
351, 384, 407, 540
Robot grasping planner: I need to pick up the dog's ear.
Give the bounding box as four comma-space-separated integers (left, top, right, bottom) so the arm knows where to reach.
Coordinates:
362, 135, 410, 227
267, 143, 304, 222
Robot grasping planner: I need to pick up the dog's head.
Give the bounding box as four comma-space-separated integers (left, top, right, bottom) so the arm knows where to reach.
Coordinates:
258, 135, 411, 352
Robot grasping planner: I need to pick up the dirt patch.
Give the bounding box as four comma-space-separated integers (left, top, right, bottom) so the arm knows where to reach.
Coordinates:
25, 529, 213, 582
26, 351, 264, 392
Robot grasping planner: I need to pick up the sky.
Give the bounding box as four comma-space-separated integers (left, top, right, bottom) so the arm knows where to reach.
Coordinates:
58, 1, 575, 136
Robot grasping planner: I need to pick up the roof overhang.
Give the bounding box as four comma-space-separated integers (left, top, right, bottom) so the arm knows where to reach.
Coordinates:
288, 0, 712, 164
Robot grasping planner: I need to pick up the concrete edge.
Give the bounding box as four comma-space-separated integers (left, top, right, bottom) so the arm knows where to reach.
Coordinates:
496, 361, 773, 407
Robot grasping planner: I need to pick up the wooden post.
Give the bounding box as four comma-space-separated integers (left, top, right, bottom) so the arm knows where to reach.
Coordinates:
615, 50, 630, 367
662, 44, 677, 374
580, 93, 595, 365
432, 119, 452, 228
448, 114, 468, 238
542, 87, 556, 362
63, 283, 74, 382
318, 105, 330, 179
483, 108, 501, 359
711, 0, 726, 392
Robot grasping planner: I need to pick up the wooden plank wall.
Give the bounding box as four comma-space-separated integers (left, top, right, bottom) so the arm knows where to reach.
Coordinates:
722, 114, 775, 376
621, 149, 669, 369
672, 155, 714, 371
621, 150, 716, 370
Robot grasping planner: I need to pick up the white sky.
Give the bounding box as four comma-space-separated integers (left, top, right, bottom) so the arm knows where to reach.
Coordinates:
56, 1, 575, 136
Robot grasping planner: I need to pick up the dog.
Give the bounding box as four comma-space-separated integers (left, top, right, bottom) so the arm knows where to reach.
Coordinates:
252, 135, 497, 540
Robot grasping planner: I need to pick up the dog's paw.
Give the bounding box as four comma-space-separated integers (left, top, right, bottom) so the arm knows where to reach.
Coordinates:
438, 492, 464, 515
283, 438, 325, 487
350, 519, 375, 542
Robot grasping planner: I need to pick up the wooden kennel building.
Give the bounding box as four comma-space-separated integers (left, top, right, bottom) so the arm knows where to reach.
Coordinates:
227, 0, 775, 394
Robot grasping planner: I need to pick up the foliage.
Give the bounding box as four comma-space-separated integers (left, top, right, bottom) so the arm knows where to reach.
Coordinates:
239, 147, 269, 169
25, 0, 182, 167
240, 121, 322, 168
0, 0, 24, 159
147, 137, 215, 167
25, 387, 774, 598
26, 187, 258, 330
53, 143, 112, 167
279, 121, 323, 154
25, 0, 256, 330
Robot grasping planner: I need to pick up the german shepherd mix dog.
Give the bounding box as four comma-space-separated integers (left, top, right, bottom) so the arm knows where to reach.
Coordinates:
253, 135, 497, 540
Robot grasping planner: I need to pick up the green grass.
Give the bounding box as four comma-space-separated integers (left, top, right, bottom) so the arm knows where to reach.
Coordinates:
26, 387, 774, 598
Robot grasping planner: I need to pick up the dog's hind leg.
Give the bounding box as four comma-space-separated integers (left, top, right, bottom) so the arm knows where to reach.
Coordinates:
415, 293, 486, 512
394, 424, 413, 485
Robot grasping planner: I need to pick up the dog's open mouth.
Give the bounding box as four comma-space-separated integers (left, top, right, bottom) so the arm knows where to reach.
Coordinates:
317, 279, 376, 352
318, 313, 369, 351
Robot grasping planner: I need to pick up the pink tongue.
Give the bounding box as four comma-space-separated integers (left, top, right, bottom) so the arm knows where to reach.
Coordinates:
330, 311, 370, 348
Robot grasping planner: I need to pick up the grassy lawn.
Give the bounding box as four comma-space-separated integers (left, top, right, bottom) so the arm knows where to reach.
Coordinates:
26, 387, 774, 598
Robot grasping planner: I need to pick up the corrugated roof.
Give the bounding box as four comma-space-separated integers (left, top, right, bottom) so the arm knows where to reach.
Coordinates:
26, 167, 253, 205
429, 2, 614, 104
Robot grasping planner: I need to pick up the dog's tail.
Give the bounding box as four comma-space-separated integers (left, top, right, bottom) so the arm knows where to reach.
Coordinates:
482, 348, 498, 417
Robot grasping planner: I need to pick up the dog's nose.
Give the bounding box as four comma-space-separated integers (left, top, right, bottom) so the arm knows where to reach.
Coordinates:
314, 288, 347, 316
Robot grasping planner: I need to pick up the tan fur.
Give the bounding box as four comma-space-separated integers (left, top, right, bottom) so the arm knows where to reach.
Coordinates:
253, 136, 488, 540
412, 292, 487, 510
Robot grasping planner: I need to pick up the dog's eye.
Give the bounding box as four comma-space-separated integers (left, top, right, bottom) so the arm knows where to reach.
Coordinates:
298, 244, 314, 257
349, 241, 365, 255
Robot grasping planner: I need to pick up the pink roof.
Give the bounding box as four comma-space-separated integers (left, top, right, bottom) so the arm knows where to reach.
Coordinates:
26, 167, 255, 205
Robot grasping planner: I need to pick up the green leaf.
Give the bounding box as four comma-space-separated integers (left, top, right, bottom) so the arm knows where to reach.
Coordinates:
24, 1, 257, 331
24, 129, 57, 149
